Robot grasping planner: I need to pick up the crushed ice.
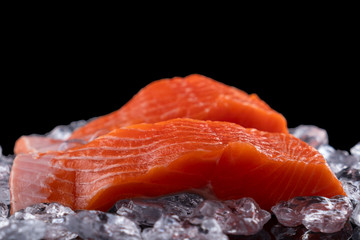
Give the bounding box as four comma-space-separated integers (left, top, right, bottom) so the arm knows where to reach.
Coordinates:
289, 124, 328, 148
66, 210, 142, 240
142, 214, 228, 240
0, 123, 359, 239
190, 198, 271, 235
45, 119, 88, 140
271, 195, 353, 233
114, 192, 204, 226
0, 146, 13, 206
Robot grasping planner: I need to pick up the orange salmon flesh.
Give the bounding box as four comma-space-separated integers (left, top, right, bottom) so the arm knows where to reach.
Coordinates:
10, 118, 345, 213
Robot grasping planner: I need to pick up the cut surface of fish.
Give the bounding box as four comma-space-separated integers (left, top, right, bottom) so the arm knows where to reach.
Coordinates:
10, 118, 343, 213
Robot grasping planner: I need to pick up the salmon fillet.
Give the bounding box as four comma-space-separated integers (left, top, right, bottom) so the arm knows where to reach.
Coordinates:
10, 118, 344, 213
14, 74, 287, 154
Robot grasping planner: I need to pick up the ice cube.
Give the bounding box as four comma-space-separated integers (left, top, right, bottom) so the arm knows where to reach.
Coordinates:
157, 192, 204, 218
199, 217, 230, 240
0, 183, 10, 206
351, 142, 360, 160
11, 202, 75, 223
318, 144, 336, 159
271, 196, 309, 227
114, 193, 204, 226
0, 147, 13, 205
190, 200, 229, 225
46, 119, 88, 140
352, 204, 360, 227
115, 200, 164, 226
272, 195, 353, 233
10, 202, 77, 240
318, 145, 358, 174
142, 215, 228, 240
289, 125, 328, 148
0, 146, 14, 165
141, 215, 184, 240
224, 198, 271, 235
0, 219, 46, 240
0, 203, 8, 219
0, 164, 10, 181
340, 179, 360, 204
307, 221, 353, 240
337, 167, 360, 182
65, 210, 142, 240
44, 223, 78, 240
302, 202, 351, 233
191, 197, 271, 235
339, 168, 360, 206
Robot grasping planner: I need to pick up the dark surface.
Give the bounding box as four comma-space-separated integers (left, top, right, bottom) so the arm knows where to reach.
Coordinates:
1, 28, 358, 155
1, 63, 358, 155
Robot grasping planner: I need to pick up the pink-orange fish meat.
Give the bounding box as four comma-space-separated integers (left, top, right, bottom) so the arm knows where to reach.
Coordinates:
10, 118, 344, 213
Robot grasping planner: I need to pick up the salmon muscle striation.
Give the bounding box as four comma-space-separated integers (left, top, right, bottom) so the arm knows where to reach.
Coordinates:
10, 118, 344, 213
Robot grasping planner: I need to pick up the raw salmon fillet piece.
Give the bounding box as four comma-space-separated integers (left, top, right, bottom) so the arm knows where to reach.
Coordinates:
10, 118, 344, 213
14, 74, 287, 154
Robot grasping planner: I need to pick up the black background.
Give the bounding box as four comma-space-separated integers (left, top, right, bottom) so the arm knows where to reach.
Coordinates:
1, 19, 358, 155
